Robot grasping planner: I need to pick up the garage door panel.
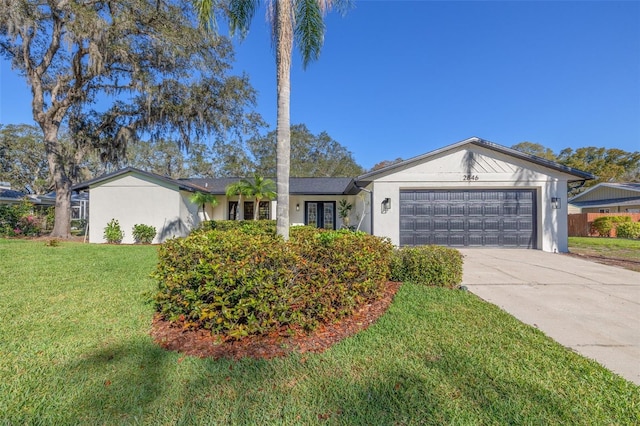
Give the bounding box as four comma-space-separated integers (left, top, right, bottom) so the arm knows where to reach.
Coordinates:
399, 189, 536, 248
400, 218, 415, 231
434, 205, 448, 216
468, 219, 483, 230
415, 205, 431, 216
468, 234, 484, 246
450, 205, 465, 216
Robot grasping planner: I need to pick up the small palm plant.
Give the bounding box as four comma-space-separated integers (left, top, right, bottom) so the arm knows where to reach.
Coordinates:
190, 192, 218, 221
338, 199, 353, 228
241, 175, 276, 220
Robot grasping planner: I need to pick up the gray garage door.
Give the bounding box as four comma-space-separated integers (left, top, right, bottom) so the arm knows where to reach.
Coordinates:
399, 189, 536, 248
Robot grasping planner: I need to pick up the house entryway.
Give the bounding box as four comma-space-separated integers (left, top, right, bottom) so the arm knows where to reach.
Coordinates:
305, 201, 336, 229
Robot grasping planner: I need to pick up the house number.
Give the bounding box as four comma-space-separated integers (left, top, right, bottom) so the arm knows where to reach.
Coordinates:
463, 175, 479, 181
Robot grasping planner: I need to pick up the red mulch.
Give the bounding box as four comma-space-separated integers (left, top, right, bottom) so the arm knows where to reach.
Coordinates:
150, 281, 402, 360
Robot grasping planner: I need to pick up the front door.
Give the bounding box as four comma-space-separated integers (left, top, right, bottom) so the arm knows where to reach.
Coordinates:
305, 201, 336, 229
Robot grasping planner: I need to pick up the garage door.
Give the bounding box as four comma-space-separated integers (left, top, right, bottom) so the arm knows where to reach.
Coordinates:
399, 189, 536, 248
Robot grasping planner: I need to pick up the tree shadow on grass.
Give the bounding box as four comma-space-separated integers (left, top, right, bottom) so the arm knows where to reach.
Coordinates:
55, 336, 173, 423
300, 350, 593, 425
55, 335, 277, 424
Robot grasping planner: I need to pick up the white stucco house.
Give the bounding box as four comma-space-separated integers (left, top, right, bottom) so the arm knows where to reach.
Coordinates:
73, 137, 594, 252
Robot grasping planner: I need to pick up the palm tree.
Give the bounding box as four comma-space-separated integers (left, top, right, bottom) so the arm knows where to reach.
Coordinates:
241, 175, 276, 220
190, 191, 219, 220
225, 180, 251, 220
195, 0, 350, 239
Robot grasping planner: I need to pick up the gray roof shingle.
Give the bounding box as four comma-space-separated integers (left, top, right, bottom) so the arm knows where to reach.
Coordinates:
181, 177, 353, 195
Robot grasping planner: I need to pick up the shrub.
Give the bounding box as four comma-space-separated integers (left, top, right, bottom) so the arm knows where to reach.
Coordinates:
132, 224, 157, 244
616, 221, 640, 239
103, 219, 124, 244
44, 238, 61, 247
289, 228, 393, 321
591, 216, 632, 237
0, 200, 42, 237
153, 227, 392, 339
390, 245, 463, 288
192, 219, 276, 236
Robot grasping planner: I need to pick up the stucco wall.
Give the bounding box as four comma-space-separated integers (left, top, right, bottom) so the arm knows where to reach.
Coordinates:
89, 174, 192, 243
367, 146, 573, 252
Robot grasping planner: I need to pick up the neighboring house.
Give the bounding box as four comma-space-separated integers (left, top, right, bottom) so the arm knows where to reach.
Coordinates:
37, 191, 90, 222
0, 182, 42, 205
73, 137, 594, 252
0, 185, 29, 205
568, 183, 640, 214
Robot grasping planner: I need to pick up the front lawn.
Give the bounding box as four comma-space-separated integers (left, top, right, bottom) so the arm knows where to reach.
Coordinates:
569, 237, 640, 272
1, 239, 638, 424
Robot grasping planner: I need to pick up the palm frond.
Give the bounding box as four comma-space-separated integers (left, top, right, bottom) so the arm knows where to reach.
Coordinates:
294, 0, 325, 68
193, 0, 217, 31
228, 0, 261, 38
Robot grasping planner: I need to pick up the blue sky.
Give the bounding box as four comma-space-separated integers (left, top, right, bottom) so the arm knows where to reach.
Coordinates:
1, 1, 639, 170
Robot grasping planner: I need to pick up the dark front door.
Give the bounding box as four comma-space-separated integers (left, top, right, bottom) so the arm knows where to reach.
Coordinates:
305, 201, 336, 229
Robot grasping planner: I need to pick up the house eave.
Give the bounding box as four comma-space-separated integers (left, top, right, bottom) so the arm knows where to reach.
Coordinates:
354, 137, 595, 184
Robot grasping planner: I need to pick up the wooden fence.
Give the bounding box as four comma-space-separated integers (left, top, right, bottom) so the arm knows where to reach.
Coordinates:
568, 213, 640, 237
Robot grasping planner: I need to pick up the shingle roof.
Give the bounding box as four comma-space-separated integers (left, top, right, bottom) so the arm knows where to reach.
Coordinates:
72, 167, 207, 192
569, 196, 640, 208
73, 168, 354, 195
289, 177, 353, 194
0, 188, 27, 200
180, 177, 242, 194
181, 177, 354, 195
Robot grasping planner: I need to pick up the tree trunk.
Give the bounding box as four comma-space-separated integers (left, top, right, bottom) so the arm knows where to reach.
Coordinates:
43, 125, 72, 239
275, 0, 293, 240
254, 198, 260, 221
237, 194, 243, 220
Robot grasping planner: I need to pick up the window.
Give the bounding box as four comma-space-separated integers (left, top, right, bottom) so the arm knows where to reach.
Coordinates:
599, 208, 610, 213
228, 201, 270, 220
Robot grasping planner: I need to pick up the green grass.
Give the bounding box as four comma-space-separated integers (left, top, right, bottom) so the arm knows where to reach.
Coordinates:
569, 236, 640, 261
1, 239, 639, 425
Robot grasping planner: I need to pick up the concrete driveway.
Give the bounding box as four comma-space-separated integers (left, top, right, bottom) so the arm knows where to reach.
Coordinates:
459, 249, 640, 385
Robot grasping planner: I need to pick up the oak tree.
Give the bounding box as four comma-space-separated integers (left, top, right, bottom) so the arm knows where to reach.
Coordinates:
1, 0, 258, 237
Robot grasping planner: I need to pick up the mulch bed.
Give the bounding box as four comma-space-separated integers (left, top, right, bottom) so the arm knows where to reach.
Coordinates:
150, 281, 402, 360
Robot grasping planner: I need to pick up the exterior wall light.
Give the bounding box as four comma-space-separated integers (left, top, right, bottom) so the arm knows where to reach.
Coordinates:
551, 197, 561, 209
296, 203, 300, 211
381, 197, 391, 214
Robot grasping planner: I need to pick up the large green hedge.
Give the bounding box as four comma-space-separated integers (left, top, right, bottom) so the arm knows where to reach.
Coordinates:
591, 216, 632, 237
153, 227, 392, 338
616, 221, 640, 239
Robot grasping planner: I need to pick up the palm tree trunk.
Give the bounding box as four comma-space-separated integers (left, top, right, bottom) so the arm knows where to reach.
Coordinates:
275, 0, 293, 240
254, 198, 260, 221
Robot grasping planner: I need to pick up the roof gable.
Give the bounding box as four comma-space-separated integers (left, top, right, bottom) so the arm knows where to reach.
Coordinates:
356, 137, 595, 183
569, 182, 640, 204
72, 167, 207, 193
